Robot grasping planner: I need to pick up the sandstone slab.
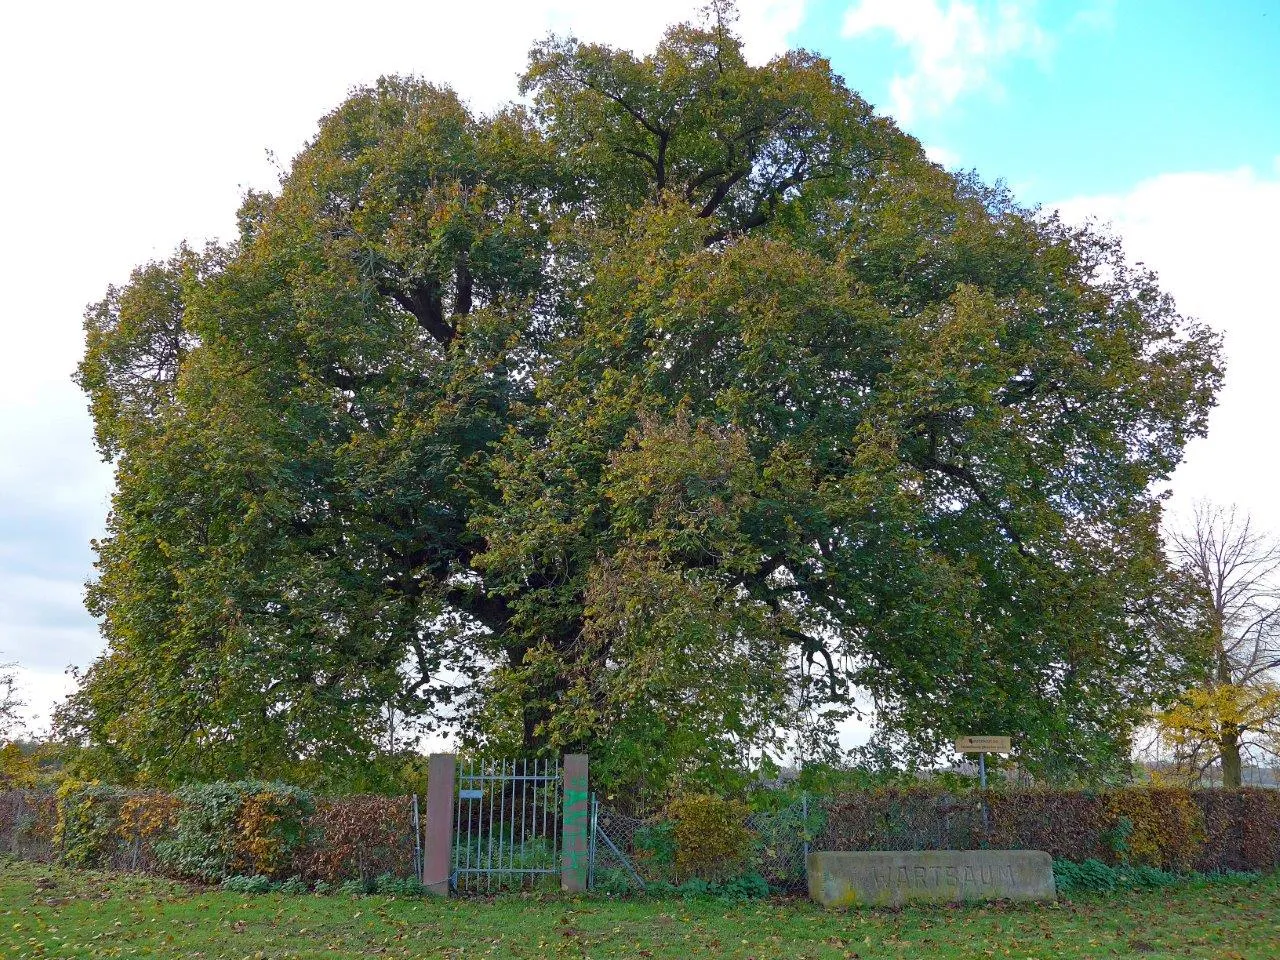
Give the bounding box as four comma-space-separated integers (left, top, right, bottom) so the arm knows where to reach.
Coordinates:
807, 850, 1056, 908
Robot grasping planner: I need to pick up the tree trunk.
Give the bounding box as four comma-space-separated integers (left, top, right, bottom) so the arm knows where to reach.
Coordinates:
1214, 636, 1243, 787
513, 632, 579, 755
1219, 725, 1243, 788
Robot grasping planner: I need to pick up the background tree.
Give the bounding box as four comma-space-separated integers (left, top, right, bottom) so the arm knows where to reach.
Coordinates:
1158, 503, 1280, 786
63, 5, 1221, 793
0, 662, 24, 743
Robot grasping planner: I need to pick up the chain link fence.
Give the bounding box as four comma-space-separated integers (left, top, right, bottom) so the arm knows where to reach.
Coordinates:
589, 795, 821, 893
0, 790, 56, 863
748, 797, 823, 891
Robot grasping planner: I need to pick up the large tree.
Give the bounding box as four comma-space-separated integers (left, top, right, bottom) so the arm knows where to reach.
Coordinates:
64, 8, 1221, 793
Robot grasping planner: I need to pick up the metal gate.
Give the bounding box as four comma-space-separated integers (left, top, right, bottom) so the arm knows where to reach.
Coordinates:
450, 757, 562, 892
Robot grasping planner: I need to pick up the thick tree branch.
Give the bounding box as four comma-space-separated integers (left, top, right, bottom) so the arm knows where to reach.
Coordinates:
445, 584, 513, 634
385, 281, 455, 345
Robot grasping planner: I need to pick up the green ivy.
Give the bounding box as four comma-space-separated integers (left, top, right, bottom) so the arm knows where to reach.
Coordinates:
1101, 815, 1135, 860
220, 874, 273, 894
594, 870, 771, 902
54, 783, 129, 868
1053, 858, 1259, 895
633, 822, 677, 870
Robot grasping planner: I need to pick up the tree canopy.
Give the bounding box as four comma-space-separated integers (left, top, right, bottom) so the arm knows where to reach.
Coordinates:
65, 7, 1222, 795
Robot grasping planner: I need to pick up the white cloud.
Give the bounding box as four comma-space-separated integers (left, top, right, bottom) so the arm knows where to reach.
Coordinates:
736, 0, 809, 60
842, 0, 1049, 124
1053, 166, 1280, 537
1068, 0, 1117, 33
4, 667, 77, 740
924, 143, 961, 167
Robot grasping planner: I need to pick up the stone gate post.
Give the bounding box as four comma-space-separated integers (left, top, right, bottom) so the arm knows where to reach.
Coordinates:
561, 754, 589, 892
423, 753, 456, 895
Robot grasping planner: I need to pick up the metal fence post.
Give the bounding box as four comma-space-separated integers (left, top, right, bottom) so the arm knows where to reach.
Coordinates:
979, 753, 991, 837
411, 792, 422, 880
423, 753, 456, 895
588, 793, 598, 891
802, 791, 810, 865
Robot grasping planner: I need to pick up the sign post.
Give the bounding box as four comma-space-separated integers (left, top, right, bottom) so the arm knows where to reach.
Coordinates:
955, 737, 1011, 833
954, 736, 1012, 753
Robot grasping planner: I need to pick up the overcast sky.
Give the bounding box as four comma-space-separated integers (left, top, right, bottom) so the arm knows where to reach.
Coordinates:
1, 0, 1277, 736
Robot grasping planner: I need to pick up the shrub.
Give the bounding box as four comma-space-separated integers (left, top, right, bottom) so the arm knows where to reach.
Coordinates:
1198, 789, 1280, 872
632, 821, 678, 881
666, 793, 755, 882
8, 780, 1279, 891
748, 795, 825, 891
116, 793, 181, 869
294, 795, 417, 885
818, 786, 1279, 875
1053, 858, 1177, 894
157, 782, 245, 880
594, 870, 770, 901
675, 877, 711, 898
157, 781, 314, 881
1, 791, 58, 861
51, 782, 175, 871
592, 867, 640, 896
277, 876, 308, 895
1101, 789, 1206, 870
374, 873, 428, 896
0, 744, 39, 789
54, 781, 121, 868
819, 788, 984, 853
718, 871, 770, 901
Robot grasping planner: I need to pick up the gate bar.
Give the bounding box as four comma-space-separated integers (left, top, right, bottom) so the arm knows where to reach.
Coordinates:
486, 758, 495, 893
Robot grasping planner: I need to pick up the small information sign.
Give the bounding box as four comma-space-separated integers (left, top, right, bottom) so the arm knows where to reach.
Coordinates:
954, 736, 1011, 754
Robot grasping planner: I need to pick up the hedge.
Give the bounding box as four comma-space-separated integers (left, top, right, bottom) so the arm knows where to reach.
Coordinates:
0, 784, 1276, 886
294, 795, 419, 885
54, 783, 178, 872
156, 781, 315, 880
816, 787, 1280, 873
0, 790, 57, 863
0, 784, 420, 885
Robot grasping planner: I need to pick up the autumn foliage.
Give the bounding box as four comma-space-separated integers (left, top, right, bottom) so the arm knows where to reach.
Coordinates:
666, 793, 756, 882
0, 784, 420, 885
66, 4, 1222, 794
294, 796, 419, 886
818, 786, 1280, 873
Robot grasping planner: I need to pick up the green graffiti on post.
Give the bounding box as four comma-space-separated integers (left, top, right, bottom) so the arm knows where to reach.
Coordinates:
562, 772, 590, 887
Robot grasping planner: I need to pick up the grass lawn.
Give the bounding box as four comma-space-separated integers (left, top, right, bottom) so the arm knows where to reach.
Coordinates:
1, 857, 1277, 959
